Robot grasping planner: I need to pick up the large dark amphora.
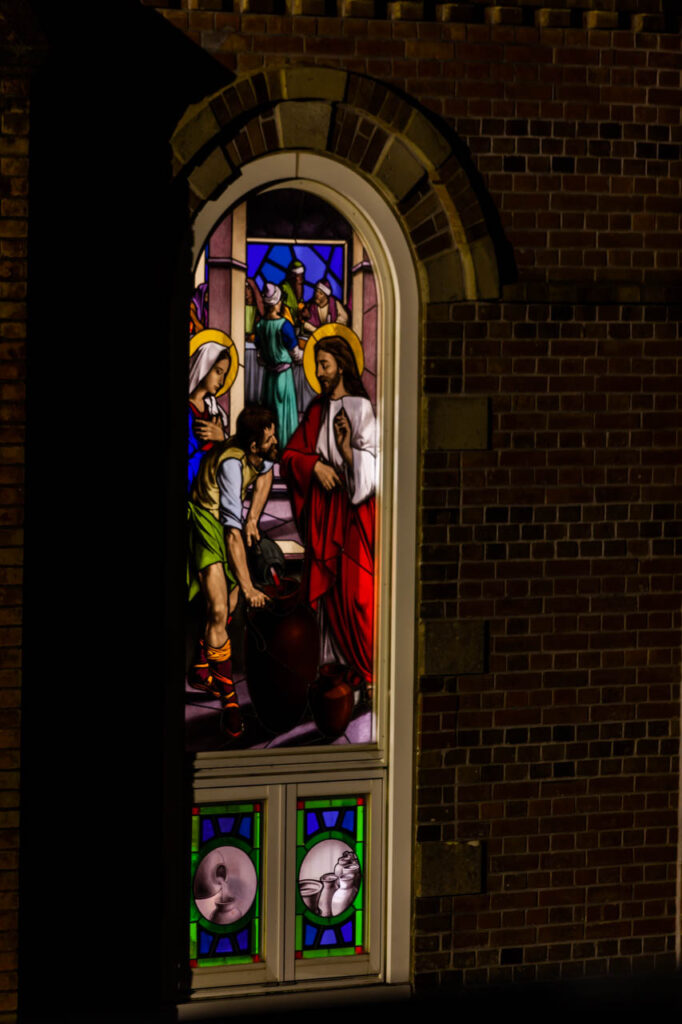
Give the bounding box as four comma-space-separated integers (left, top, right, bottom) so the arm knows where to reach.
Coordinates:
245, 579, 319, 734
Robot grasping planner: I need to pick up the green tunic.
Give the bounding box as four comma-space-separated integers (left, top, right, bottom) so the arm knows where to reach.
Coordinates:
255, 316, 298, 448
187, 444, 262, 601
281, 279, 299, 323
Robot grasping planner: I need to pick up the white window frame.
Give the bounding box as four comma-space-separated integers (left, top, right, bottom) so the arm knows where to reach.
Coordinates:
183, 152, 419, 1014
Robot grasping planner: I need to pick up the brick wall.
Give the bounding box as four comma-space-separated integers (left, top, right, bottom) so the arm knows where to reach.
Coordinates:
419, 300, 681, 984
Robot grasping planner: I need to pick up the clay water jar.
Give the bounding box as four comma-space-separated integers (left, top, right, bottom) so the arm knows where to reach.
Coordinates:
310, 662, 354, 739
246, 578, 319, 734
317, 873, 339, 918
299, 879, 323, 913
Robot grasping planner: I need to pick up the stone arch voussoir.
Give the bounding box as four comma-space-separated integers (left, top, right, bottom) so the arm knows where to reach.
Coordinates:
171, 66, 500, 303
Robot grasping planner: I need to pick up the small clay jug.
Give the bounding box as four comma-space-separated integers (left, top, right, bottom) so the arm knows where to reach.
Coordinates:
299, 878, 323, 913
317, 873, 339, 918
310, 663, 354, 739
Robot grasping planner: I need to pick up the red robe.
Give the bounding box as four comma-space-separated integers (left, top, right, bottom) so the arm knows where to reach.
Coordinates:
280, 398, 375, 686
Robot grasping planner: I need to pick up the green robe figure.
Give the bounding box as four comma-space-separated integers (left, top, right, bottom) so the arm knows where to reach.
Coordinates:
281, 258, 305, 326
256, 282, 301, 448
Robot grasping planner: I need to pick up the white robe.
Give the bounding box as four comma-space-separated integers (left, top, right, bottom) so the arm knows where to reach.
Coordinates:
313, 395, 377, 666
314, 396, 377, 506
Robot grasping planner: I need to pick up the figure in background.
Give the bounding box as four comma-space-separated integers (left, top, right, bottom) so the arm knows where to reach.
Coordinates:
244, 277, 265, 405
245, 278, 264, 339
188, 335, 234, 492
190, 282, 208, 336
255, 282, 303, 449
281, 258, 306, 329
188, 405, 276, 738
280, 330, 375, 698
302, 279, 349, 335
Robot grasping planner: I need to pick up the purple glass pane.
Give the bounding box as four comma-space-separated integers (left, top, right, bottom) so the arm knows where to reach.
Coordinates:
217, 816, 235, 834
216, 936, 233, 954
201, 819, 215, 842
322, 810, 339, 828
320, 929, 337, 946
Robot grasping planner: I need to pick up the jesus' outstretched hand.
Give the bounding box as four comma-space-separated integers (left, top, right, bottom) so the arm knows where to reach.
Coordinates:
333, 408, 353, 467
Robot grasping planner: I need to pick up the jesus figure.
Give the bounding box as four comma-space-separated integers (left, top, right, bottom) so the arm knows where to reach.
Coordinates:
280, 332, 376, 699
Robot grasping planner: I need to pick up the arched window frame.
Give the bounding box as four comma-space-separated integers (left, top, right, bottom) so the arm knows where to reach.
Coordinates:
182, 151, 419, 1012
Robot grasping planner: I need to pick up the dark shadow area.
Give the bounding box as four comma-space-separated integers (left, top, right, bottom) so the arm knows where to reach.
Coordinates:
23, 971, 682, 1024
20, 2, 232, 1019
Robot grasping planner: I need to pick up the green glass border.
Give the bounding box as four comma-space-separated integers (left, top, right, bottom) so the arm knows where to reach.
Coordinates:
191, 802, 264, 966
295, 796, 366, 955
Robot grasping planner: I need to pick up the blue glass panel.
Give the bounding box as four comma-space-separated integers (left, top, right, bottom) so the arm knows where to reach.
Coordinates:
201, 819, 215, 842
302, 284, 314, 302
314, 244, 331, 262
238, 816, 252, 839
293, 244, 312, 266
217, 816, 234, 834
327, 272, 342, 298
248, 243, 269, 277
340, 920, 353, 942
304, 924, 318, 948
302, 250, 325, 285
199, 930, 213, 955
306, 811, 319, 837
269, 244, 293, 269
322, 810, 339, 828
236, 928, 249, 952
320, 928, 337, 946
262, 261, 285, 283
216, 936, 233, 954
341, 810, 355, 833
329, 248, 344, 281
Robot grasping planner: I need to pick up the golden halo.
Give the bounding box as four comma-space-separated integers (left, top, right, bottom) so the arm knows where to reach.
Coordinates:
189, 328, 238, 397
303, 323, 364, 394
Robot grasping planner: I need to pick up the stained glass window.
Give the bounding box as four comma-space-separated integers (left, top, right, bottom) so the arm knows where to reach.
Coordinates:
186, 189, 379, 753
190, 802, 263, 968
295, 796, 365, 959
247, 240, 346, 307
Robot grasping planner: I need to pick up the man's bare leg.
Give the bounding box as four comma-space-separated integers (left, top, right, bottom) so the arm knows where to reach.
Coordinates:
199, 562, 229, 648
197, 563, 243, 737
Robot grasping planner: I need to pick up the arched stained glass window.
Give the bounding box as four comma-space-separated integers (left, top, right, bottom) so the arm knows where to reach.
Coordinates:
182, 158, 417, 1004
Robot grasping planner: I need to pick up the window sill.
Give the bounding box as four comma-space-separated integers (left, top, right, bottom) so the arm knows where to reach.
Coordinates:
177, 981, 412, 1019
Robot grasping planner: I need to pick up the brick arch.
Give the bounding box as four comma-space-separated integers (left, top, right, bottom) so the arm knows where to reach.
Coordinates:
171, 65, 500, 302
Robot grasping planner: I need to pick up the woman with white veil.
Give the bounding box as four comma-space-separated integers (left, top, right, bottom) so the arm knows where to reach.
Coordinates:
188, 334, 235, 492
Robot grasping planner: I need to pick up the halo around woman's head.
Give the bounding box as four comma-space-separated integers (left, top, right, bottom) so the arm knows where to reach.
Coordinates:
303, 323, 364, 394
189, 328, 238, 397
